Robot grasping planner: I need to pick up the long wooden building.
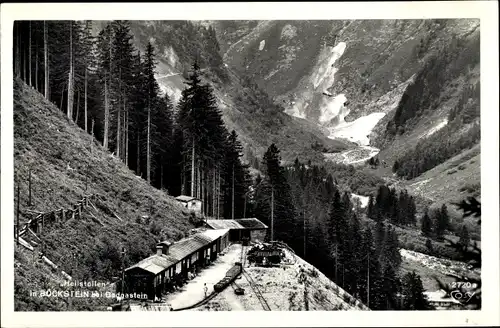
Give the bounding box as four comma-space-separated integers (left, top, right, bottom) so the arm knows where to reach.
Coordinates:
124, 229, 230, 300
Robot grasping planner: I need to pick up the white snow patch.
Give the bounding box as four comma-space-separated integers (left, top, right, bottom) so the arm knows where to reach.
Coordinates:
351, 193, 369, 208
329, 112, 386, 146
312, 42, 346, 89
319, 94, 348, 124
285, 42, 348, 121
424, 119, 448, 138
163, 46, 179, 68
259, 40, 266, 51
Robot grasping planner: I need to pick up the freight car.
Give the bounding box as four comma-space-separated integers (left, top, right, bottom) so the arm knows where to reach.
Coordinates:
214, 262, 242, 292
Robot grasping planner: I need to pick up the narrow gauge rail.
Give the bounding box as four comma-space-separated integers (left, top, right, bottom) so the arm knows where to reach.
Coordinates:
242, 268, 271, 311
173, 245, 271, 311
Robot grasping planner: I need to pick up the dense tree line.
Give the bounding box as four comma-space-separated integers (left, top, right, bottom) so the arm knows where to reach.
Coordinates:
13, 20, 250, 218
448, 82, 480, 124
436, 196, 481, 309
385, 33, 479, 137
420, 204, 450, 241
367, 185, 417, 226
381, 31, 480, 180
392, 121, 480, 179
248, 151, 430, 310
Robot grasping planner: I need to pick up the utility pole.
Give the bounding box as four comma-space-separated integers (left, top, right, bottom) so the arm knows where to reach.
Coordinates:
335, 244, 338, 283
270, 186, 274, 242
243, 194, 247, 219
121, 247, 126, 298
342, 264, 345, 288
16, 176, 20, 245
303, 207, 306, 258
28, 168, 32, 207
44, 21, 49, 100
190, 137, 195, 197
231, 163, 235, 220
367, 250, 370, 309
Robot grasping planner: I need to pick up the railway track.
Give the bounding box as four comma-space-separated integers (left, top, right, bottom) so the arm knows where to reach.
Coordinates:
174, 244, 271, 312
242, 268, 271, 311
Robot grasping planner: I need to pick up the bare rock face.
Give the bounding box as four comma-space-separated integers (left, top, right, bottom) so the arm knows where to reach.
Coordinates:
216, 19, 479, 145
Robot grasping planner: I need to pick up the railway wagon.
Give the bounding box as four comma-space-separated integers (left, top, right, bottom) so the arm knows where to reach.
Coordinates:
214, 263, 242, 292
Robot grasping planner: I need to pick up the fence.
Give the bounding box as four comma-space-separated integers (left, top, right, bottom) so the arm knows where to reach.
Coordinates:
15, 194, 98, 240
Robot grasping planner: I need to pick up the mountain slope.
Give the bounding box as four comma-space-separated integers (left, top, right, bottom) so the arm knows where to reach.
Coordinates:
217, 19, 479, 127
118, 21, 353, 165
214, 19, 481, 215
14, 79, 197, 310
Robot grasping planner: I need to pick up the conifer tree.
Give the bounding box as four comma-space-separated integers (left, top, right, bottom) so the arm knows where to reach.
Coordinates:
257, 144, 296, 244
96, 23, 113, 150
457, 225, 470, 251
421, 209, 433, 237
401, 271, 432, 310
143, 41, 160, 183
44, 21, 50, 99
367, 195, 376, 220
434, 204, 449, 241
381, 264, 400, 310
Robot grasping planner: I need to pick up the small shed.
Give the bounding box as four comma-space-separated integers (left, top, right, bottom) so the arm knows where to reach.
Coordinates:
175, 195, 202, 214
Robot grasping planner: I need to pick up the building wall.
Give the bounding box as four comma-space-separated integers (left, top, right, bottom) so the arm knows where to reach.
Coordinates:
251, 229, 267, 242
187, 200, 202, 213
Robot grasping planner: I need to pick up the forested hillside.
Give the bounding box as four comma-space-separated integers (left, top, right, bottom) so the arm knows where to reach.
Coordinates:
13, 78, 196, 310
366, 24, 480, 180
245, 145, 441, 310
13, 20, 259, 219
122, 20, 352, 165
12, 18, 482, 312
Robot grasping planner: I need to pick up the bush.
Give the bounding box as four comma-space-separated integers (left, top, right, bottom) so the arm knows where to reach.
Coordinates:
149, 221, 161, 235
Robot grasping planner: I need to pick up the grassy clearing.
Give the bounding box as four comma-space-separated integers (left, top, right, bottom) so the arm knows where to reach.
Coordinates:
14, 79, 195, 310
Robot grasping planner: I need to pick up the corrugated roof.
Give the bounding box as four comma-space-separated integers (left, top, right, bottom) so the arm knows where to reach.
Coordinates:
175, 195, 197, 202
200, 228, 230, 241
205, 220, 245, 230
126, 229, 229, 275
235, 218, 268, 229
168, 237, 206, 260
125, 254, 178, 275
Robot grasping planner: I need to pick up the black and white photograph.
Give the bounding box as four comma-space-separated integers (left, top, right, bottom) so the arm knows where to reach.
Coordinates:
1, 2, 499, 327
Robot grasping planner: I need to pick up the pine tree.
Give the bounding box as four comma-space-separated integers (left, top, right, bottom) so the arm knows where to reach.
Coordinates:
96, 23, 113, 150
344, 213, 363, 296
153, 93, 174, 190
258, 144, 296, 244
402, 271, 432, 310
421, 209, 433, 237
143, 41, 160, 183
374, 221, 386, 258
367, 195, 376, 220
435, 204, 449, 241
457, 225, 470, 251
381, 264, 400, 310
67, 21, 75, 121
44, 20, 49, 99
223, 130, 249, 219
425, 238, 433, 253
